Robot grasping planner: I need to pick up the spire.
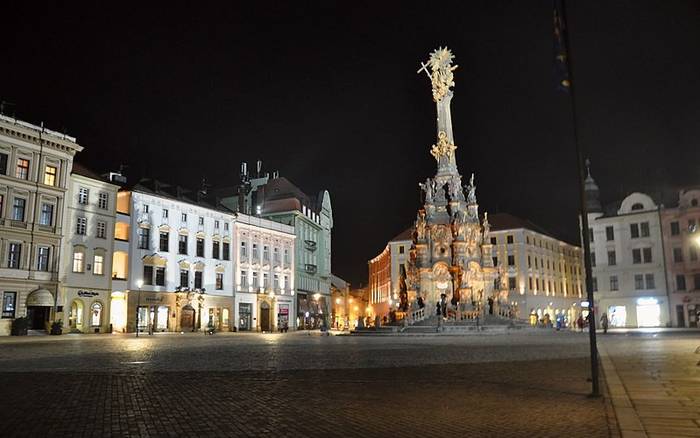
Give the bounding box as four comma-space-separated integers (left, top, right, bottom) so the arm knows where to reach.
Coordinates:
584, 158, 602, 212
419, 47, 459, 175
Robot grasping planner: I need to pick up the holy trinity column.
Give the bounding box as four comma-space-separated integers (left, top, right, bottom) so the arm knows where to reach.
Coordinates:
404, 47, 503, 319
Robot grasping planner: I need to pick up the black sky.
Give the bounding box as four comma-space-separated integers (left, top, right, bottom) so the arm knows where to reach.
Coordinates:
3, 1, 700, 286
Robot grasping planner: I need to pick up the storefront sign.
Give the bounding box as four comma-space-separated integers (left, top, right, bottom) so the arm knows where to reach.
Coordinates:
145, 296, 164, 303
279, 305, 289, 315
637, 297, 658, 306
78, 290, 99, 298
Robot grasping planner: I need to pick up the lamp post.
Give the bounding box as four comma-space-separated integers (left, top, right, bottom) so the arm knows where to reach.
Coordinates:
135, 279, 143, 337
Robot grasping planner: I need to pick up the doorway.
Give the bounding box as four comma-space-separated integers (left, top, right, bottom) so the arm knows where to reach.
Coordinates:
676, 305, 686, 327
636, 303, 661, 327
260, 301, 271, 332
180, 305, 195, 331
69, 300, 84, 331
26, 306, 51, 330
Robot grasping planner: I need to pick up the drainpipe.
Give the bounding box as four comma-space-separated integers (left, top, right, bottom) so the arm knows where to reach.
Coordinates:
657, 206, 672, 327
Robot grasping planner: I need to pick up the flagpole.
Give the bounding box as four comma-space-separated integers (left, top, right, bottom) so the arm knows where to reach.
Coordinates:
559, 0, 600, 397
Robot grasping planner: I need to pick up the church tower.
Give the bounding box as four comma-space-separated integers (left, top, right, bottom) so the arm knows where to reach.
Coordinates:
405, 48, 501, 319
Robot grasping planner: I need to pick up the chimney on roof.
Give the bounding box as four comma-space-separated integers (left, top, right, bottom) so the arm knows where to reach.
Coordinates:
240, 162, 248, 182
256, 160, 262, 177
107, 165, 127, 186
154, 180, 161, 192
176, 186, 184, 199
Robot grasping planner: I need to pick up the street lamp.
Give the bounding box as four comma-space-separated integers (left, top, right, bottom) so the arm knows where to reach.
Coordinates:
135, 279, 143, 337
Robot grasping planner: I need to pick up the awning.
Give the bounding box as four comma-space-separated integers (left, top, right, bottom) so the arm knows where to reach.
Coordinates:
26, 288, 54, 307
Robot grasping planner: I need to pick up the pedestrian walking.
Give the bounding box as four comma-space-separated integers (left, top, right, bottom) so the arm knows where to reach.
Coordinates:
600, 312, 609, 334
576, 314, 584, 332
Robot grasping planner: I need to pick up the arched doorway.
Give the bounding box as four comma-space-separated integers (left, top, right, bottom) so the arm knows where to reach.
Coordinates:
180, 305, 195, 331
69, 299, 84, 332
26, 289, 54, 331
260, 301, 271, 332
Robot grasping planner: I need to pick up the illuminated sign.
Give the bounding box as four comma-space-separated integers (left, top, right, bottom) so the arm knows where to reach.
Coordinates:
636, 297, 658, 306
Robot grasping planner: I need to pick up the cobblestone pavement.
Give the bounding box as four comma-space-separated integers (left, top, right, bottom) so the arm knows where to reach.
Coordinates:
599, 331, 700, 438
0, 331, 612, 437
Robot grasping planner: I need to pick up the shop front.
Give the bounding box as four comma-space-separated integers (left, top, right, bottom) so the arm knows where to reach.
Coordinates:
63, 287, 111, 334
235, 292, 256, 331
275, 296, 294, 331
597, 296, 669, 328
296, 293, 328, 329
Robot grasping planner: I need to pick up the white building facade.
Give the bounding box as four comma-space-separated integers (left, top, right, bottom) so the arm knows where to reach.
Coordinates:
59, 167, 119, 333
233, 213, 295, 332
584, 171, 670, 327
488, 213, 584, 325
0, 115, 82, 335
111, 183, 235, 333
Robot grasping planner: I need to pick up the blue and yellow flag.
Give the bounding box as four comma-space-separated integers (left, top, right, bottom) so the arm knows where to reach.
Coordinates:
553, 0, 571, 93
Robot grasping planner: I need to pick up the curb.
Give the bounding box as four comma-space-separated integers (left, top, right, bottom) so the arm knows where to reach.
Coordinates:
598, 343, 648, 438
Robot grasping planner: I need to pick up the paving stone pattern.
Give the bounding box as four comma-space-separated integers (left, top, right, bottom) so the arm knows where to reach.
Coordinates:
0, 331, 611, 437
600, 333, 700, 438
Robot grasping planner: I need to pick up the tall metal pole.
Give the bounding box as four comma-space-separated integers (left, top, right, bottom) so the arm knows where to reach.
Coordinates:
560, 0, 600, 397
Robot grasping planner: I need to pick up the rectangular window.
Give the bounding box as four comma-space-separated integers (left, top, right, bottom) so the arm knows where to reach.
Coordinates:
589, 228, 594, 242
695, 273, 700, 290
677, 274, 686, 291
609, 275, 619, 291
143, 204, 149, 213
634, 274, 644, 290
212, 240, 220, 259
630, 223, 639, 238
492, 256, 498, 266
240, 271, 248, 288
642, 247, 652, 263
252, 272, 259, 288
2, 291, 16, 318
274, 274, 280, 289
605, 226, 614, 241
138, 227, 150, 249
194, 271, 203, 289
76, 217, 87, 235
527, 256, 531, 268
216, 273, 223, 290
529, 277, 533, 290
607, 250, 616, 266
507, 255, 515, 266
690, 246, 698, 262
96, 221, 106, 238
163, 209, 169, 219
263, 273, 269, 288
240, 242, 247, 257
155, 267, 165, 286
93, 254, 104, 275
215, 220, 219, 229
263, 245, 269, 262
284, 275, 289, 289
506, 235, 514, 244
72, 250, 84, 273
40, 203, 53, 226
673, 247, 683, 263
253, 244, 259, 260
44, 165, 57, 186
98, 192, 108, 209
645, 273, 655, 289
223, 242, 230, 261
592, 277, 598, 292
181, 213, 187, 222
0, 194, 3, 217
632, 249, 642, 264
590, 252, 596, 267
16, 158, 29, 180
198, 216, 204, 226
37, 246, 50, 271
490, 237, 497, 245
7, 242, 22, 269
78, 187, 89, 205
143, 266, 153, 285
641, 222, 650, 237
284, 248, 289, 264
159, 232, 169, 252
196, 238, 204, 257
507, 277, 516, 290
178, 235, 188, 254
0, 153, 7, 175
12, 198, 26, 221
180, 270, 189, 288
690, 219, 697, 232
670, 221, 680, 236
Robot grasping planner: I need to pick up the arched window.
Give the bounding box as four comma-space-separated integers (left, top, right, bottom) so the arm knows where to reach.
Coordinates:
91, 302, 103, 327
631, 203, 644, 211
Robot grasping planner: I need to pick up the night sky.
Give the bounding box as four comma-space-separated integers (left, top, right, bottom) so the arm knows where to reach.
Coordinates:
3, 1, 700, 286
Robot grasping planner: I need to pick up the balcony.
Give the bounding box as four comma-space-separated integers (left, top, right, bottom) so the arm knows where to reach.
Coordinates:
304, 240, 317, 251
305, 264, 317, 274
